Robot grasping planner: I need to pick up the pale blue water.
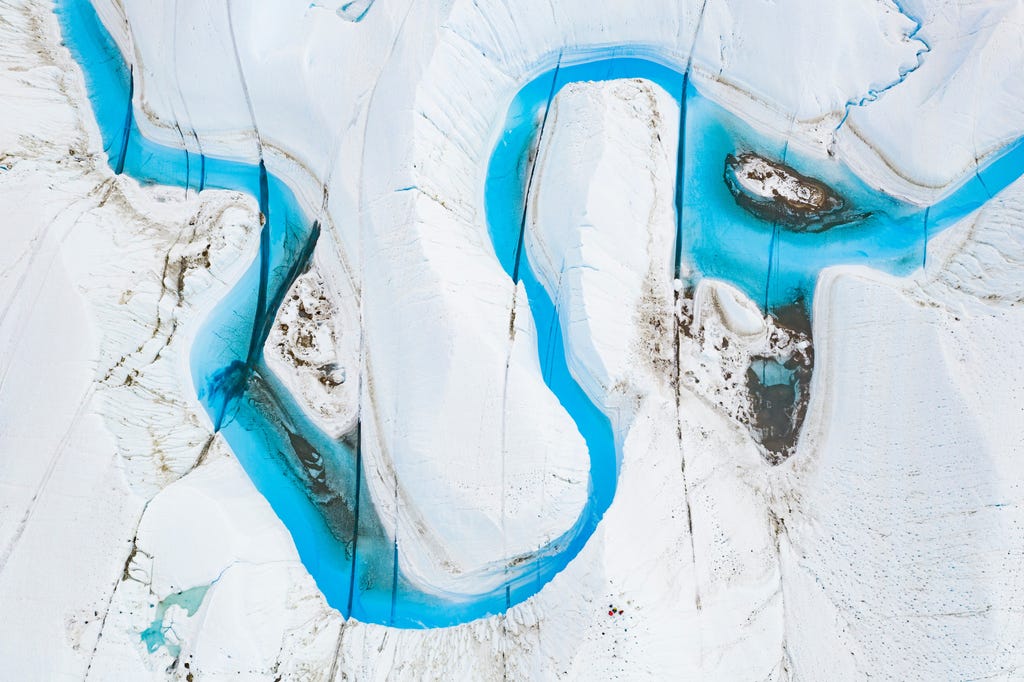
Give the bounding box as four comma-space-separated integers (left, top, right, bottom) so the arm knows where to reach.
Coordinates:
57, 0, 1024, 630
141, 585, 210, 657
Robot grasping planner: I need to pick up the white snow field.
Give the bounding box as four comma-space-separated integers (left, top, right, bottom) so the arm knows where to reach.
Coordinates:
2, 0, 1024, 678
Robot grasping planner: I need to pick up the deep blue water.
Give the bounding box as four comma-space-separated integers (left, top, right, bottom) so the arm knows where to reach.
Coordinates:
56, 0, 1024, 629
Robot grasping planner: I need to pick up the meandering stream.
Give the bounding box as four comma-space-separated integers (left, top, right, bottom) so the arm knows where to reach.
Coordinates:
57, 0, 1024, 629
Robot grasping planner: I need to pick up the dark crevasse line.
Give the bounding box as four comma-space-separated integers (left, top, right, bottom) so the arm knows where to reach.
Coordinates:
974, 166, 994, 200
114, 64, 133, 175
225, 0, 270, 378
672, 67, 702, 612
170, 18, 208, 192
210, 163, 298, 433
224, 0, 262, 157
170, 0, 188, 196
389, 515, 400, 626
672, 73, 689, 279
671, 0, 709, 613
760, 134, 792, 317
674, 0, 707, 282
541, 287, 562, 384
214, 215, 321, 429
261, 220, 321, 349
346, 419, 362, 616
510, 77, 571, 593
512, 52, 561, 284
762, 224, 779, 315
245, 160, 272, 371
922, 206, 930, 268
173, 122, 190, 196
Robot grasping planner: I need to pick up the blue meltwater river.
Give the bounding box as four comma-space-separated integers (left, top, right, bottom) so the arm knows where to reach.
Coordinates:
56, 0, 1024, 628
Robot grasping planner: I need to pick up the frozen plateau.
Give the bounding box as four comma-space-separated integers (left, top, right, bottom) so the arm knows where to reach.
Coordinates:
3, 0, 1024, 678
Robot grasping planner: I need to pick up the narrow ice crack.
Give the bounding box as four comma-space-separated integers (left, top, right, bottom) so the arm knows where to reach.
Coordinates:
672, 0, 710, 618
83, 497, 150, 682
831, 0, 931, 148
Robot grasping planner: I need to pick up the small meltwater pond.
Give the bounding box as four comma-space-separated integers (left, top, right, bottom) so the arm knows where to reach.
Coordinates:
57, 0, 1024, 628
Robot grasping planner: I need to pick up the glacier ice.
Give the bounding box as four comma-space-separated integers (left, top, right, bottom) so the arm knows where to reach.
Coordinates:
4, 0, 1024, 678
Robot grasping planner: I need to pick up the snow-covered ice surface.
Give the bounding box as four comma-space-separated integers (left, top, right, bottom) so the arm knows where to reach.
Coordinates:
4, 0, 1024, 677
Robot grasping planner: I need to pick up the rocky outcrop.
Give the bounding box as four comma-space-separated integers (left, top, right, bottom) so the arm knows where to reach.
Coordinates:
724, 152, 847, 229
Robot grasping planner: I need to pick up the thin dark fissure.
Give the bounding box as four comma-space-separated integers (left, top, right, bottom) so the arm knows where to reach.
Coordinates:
114, 65, 133, 175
